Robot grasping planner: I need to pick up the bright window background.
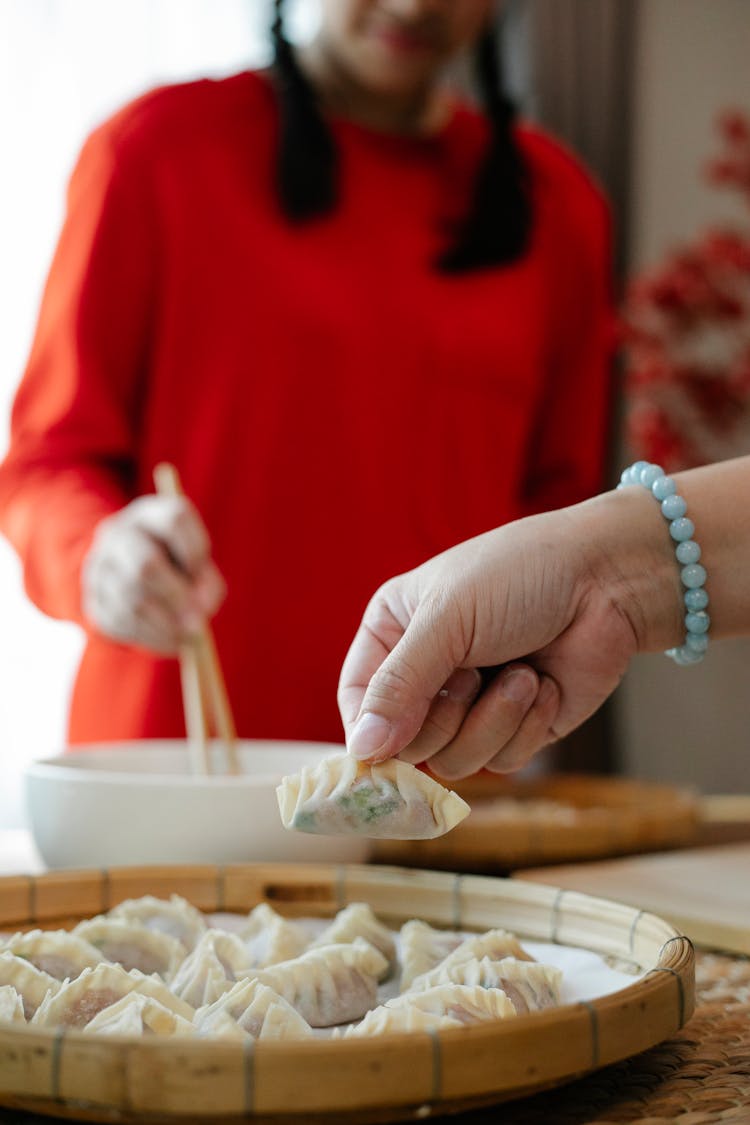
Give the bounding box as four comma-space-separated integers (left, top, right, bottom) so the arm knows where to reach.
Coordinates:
0, 0, 318, 828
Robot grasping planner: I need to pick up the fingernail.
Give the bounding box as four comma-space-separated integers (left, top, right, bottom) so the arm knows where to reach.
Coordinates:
348, 712, 392, 760
499, 667, 536, 703
439, 668, 481, 703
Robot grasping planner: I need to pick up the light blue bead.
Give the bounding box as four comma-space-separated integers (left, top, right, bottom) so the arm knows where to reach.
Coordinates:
685, 610, 710, 634
670, 517, 695, 542
622, 462, 709, 667
681, 563, 707, 589
640, 464, 664, 488
684, 588, 709, 611
662, 494, 687, 520
676, 540, 701, 565
652, 475, 676, 501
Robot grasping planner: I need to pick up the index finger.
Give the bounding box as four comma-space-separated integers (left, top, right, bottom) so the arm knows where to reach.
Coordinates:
338, 592, 467, 763
337, 618, 399, 739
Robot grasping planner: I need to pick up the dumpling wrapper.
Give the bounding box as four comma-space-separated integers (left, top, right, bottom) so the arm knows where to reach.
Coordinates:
169, 930, 254, 1008
346, 983, 516, 1037
405, 956, 562, 1013
74, 917, 185, 979
399, 920, 465, 992
276, 754, 470, 839
409, 928, 534, 990
0, 951, 61, 1019
109, 894, 207, 952
310, 903, 396, 978
248, 937, 388, 1027
1, 929, 102, 982
0, 985, 26, 1024
194, 977, 312, 1041
31, 964, 193, 1029
83, 992, 195, 1037
237, 904, 308, 967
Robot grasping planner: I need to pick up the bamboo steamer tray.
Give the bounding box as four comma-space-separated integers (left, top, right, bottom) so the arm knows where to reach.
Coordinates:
0, 863, 694, 1124
373, 772, 699, 871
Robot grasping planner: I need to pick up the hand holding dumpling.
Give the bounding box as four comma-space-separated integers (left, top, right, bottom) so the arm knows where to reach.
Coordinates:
337, 495, 662, 779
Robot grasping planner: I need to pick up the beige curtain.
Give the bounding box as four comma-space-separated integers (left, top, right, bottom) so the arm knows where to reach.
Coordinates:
506, 0, 636, 276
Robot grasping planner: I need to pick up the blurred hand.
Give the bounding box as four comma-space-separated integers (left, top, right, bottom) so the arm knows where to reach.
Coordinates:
82, 495, 226, 653
338, 498, 655, 779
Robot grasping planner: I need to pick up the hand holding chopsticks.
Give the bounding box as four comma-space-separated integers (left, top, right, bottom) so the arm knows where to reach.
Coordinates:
153, 462, 239, 777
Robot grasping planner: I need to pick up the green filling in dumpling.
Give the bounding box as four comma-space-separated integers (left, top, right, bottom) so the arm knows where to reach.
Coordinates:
338, 780, 404, 824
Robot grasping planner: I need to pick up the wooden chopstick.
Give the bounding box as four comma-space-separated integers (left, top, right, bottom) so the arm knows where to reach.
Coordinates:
153, 462, 239, 776
178, 640, 211, 776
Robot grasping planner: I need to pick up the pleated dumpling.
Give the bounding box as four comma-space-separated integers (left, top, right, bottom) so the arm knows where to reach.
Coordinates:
405, 956, 562, 1013
73, 917, 185, 979
169, 930, 254, 1008
31, 964, 193, 1029
277, 754, 470, 840
310, 904, 395, 978
1, 928, 102, 982
84, 992, 195, 1037
347, 984, 515, 1037
194, 977, 312, 1041
0, 951, 60, 1019
109, 895, 207, 952
399, 920, 465, 991
409, 929, 533, 991
344, 1005, 464, 1037
237, 904, 307, 968
252, 937, 388, 1027
0, 984, 25, 1024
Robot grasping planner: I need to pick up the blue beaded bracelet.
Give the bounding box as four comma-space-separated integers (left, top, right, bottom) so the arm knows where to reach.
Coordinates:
617, 461, 709, 665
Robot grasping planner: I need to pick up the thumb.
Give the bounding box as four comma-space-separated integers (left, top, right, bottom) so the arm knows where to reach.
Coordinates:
344, 605, 463, 763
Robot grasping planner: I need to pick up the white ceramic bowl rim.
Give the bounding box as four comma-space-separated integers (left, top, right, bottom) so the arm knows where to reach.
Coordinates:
25, 739, 346, 789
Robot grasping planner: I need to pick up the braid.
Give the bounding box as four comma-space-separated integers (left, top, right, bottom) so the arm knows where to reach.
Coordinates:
271, 0, 338, 220
439, 29, 531, 273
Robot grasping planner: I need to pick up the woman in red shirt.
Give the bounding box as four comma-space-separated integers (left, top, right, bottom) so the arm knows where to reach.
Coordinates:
0, 0, 613, 747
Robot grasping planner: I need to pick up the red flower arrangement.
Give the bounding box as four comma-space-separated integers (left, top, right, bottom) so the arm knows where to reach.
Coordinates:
622, 110, 750, 470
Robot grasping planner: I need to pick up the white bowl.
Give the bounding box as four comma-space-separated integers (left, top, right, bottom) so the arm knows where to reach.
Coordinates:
24, 740, 372, 869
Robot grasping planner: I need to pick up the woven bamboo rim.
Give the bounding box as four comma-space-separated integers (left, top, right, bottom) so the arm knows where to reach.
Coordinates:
0, 863, 695, 1124
373, 773, 699, 870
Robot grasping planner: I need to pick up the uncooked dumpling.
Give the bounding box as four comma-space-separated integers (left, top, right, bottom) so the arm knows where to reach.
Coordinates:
1, 929, 102, 981
310, 904, 396, 978
74, 917, 185, 979
109, 895, 207, 952
406, 956, 562, 1013
83, 992, 195, 1037
249, 937, 388, 1027
347, 983, 515, 1036
194, 977, 312, 1041
277, 754, 469, 839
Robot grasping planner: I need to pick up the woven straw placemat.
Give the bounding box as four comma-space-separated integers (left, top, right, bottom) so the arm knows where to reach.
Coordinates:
0, 952, 747, 1125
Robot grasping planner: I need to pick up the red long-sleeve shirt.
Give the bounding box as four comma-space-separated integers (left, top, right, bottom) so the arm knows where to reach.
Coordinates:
0, 71, 614, 745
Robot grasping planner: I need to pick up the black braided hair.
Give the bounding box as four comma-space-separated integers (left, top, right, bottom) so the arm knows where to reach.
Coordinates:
438, 29, 531, 273
270, 3, 530, 270
271, 0, 337, 219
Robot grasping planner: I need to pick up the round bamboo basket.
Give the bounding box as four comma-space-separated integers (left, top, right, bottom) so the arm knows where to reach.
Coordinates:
373, 773, 699, 871
0, 863, 695, 1123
